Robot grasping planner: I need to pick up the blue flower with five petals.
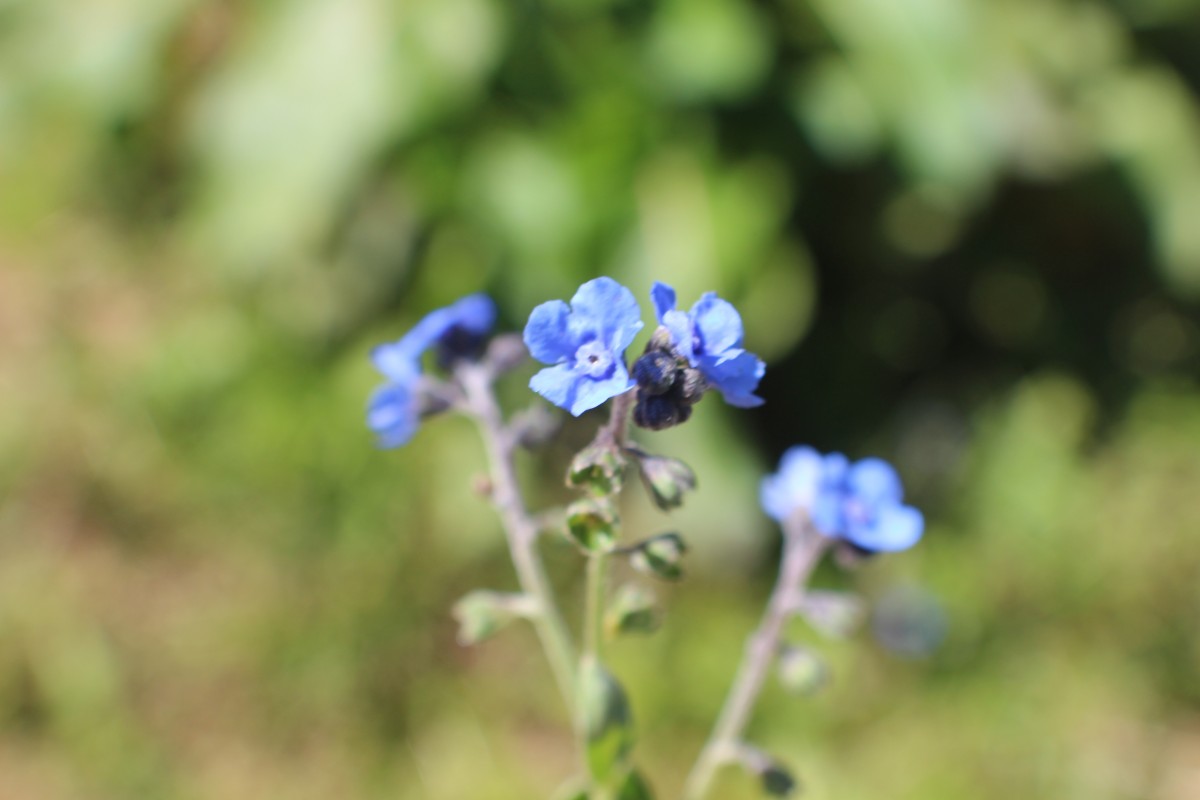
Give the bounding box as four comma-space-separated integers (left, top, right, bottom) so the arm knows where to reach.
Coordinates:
368, 293, 497, 448
524, 277, 644, 416
650, 282, 765, 408
761, 446, 924, 553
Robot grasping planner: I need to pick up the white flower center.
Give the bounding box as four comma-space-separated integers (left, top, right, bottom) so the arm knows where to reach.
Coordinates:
575, 339, 614, 378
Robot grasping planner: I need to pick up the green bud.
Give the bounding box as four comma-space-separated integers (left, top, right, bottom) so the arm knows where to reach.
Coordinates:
776, 644, 828, 696
799, 590, 866, 639
578, 657, 634, 785
632, 450, 697, 511
566, 498, 617, 553
568, 441, 625, 494
451, 590, 536, 645
629, 533, 688, 581
732, 744, 799, 798
605, 585, 660, 638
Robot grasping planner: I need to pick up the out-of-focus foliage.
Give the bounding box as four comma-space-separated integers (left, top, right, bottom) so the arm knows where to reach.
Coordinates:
1, 0, 1199, 798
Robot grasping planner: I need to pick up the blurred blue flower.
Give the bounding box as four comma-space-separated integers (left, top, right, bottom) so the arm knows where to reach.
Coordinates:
761, 447, 923, 552
524, 277, 643, 416
366, 356, 421, 449
367, 293, 497, 448
650, 282, 764, 408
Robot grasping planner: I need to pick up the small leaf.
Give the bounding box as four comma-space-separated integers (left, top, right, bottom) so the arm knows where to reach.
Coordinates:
578, 657, 634, 785
605, 585, 660, 638
798, 590, 866, 639
568, 441, 625, 494
566, 498, 617, 553
451, 590, 536, 645
617, 768, 654, 799
776, 644, 828, 696
629, 533, 687, 581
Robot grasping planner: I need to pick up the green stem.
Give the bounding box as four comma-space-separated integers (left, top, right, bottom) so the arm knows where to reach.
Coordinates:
458, 363, 578, 716
682, 519, 827, 800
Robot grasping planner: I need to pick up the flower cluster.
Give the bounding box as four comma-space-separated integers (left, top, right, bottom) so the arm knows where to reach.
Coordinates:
760, 446, 924, 552
523, 278, 765, 427
367, 294, 496, 447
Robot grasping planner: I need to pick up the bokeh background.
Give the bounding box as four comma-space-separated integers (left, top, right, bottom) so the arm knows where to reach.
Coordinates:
3, 0, 1200, 798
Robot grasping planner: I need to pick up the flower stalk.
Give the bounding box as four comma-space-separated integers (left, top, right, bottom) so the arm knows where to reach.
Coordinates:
683, 515, 828, 800
457, 361, 578, 713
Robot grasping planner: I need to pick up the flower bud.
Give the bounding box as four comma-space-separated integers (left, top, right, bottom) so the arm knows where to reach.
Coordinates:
604, 584, 660, 637
632, 392, 691, 431
776, 643, 829, 696
566, 498, 617, 552
451, 590, 537, 645
732, 744, 799, 798
435, 324, 489, 368
567, 441, 625, 494
632, 351, 678, 396
629, 532, 687, 581
798, 590, 866, 639
630, 449, 696, 510
484, 332, 529, 374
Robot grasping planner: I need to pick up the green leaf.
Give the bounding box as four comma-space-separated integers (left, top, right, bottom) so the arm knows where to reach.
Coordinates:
567, 498, 617, 553
578, 657, 634, 785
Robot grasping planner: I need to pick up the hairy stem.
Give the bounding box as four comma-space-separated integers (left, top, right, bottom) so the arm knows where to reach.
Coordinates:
458, 363, 578, 714
682, 519, 827, 800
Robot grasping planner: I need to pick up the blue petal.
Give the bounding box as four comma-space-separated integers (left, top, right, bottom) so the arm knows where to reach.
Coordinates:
449, 293, 497, 334
398, 305, 456, 355
849, 458, 904, 506
371, 342, 421, 383
760, 445, 823, 521
568, 362, 635, 416
660, 310, 695, 362
650, 282, 677, 321
367, 383, 419, 448
846, 504, 924, 552
529, 363, 577, 410
810, 490, 844, 537
697, 350, 765, 407
567, 277, 644, 354
690, 293, 744, 355
524, 300, 575, 365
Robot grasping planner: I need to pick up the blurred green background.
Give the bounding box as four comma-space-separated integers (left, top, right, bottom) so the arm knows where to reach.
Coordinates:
2, 0, 1200, 798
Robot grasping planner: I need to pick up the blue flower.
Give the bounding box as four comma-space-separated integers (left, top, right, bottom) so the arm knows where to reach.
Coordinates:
367, 293, 497, 448
524, 277, 644, 416
650, 282, 764, 408
760, 447, 923, 553
366, 355, 421, 448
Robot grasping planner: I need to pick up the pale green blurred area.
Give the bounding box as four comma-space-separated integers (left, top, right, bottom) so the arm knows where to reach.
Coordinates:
2, 0, 1200, 798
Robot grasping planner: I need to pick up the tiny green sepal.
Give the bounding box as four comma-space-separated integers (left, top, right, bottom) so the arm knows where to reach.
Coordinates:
578, 656, 635, 786
628, 532, 688, 581
627, 447, 696, 510
566, 498, 617, 553
451, 590, 537, 645
776, 644, 829, 696
605, 585, 660, 638
568, 441, 626, 495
